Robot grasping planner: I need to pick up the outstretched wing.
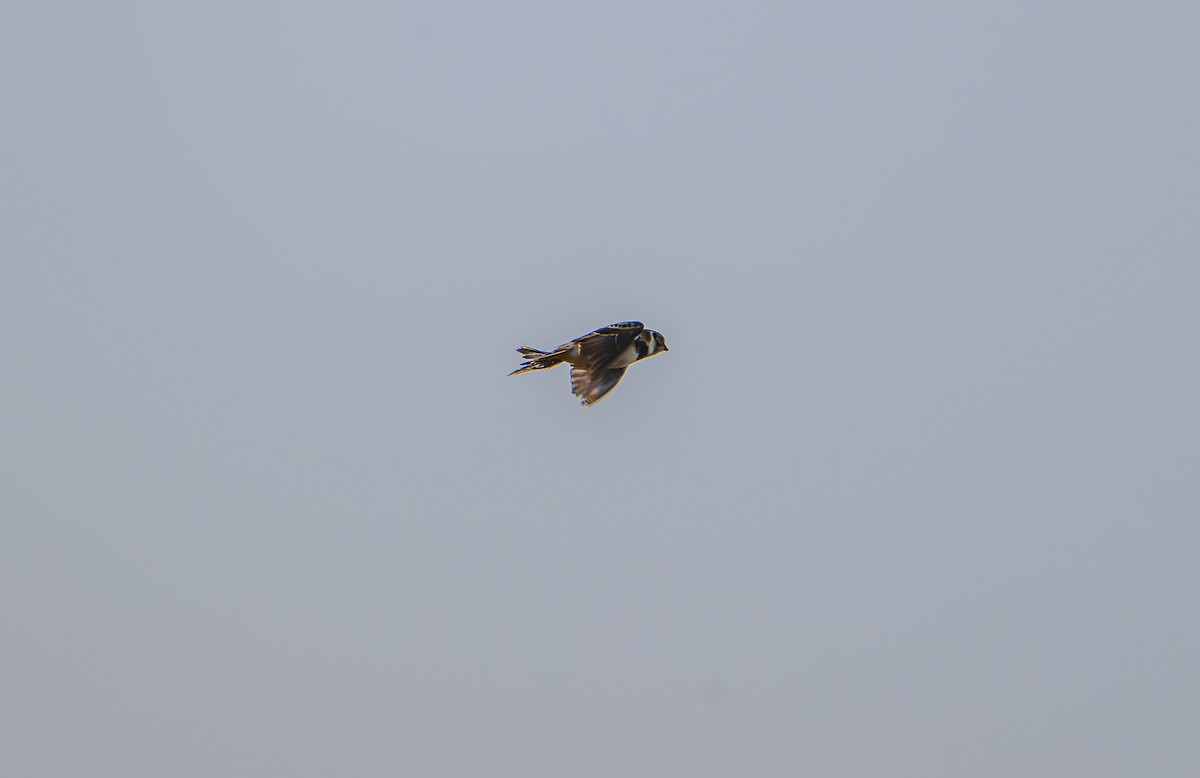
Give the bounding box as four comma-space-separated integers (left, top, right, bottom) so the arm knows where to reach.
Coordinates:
570, 365, 628, 406
575, 321, 643, 370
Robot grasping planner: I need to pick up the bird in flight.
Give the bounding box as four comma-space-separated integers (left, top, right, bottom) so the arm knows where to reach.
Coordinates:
509, 321, 669, 405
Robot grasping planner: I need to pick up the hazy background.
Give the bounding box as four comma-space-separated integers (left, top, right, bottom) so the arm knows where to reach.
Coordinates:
4, 2, 1198, 776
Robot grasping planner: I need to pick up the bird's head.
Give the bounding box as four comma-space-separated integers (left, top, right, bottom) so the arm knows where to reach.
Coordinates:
639, 329, 668, 358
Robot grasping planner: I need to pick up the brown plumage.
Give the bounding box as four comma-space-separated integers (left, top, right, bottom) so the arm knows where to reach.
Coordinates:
509, 321, 668, 406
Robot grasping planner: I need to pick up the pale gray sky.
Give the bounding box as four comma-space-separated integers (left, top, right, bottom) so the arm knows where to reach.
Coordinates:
3, 2, 1199, 776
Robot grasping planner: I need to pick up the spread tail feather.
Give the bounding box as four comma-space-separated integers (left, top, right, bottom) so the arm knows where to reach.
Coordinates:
509, 347, 565, 376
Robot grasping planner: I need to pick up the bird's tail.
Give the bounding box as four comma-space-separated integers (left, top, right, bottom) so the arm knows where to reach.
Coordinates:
509, 347, 566, 376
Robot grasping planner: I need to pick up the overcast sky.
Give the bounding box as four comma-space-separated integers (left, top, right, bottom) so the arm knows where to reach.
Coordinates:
3, 2, 1199, 776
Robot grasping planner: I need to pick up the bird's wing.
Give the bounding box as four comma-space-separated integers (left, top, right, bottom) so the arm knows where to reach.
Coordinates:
595, 321, 645, 333
570, 365, 628, 406
575, 321, 643, 369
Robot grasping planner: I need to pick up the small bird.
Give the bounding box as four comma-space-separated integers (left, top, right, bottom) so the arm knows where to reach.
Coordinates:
509, 321, 669, 405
